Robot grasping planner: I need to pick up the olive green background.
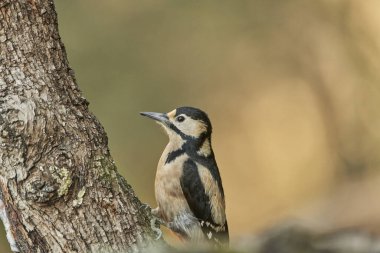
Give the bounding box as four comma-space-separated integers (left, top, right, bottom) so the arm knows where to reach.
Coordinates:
2, 1, 380, 251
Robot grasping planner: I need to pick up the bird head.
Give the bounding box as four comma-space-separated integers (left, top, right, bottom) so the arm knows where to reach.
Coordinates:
140, 107, 212, 142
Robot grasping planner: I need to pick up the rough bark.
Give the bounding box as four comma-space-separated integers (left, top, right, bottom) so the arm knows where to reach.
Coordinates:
0, 0, 161, 252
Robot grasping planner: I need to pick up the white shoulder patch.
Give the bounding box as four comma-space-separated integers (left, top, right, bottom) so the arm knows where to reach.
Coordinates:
197, 138, 211, 156
197, 163, 226, 225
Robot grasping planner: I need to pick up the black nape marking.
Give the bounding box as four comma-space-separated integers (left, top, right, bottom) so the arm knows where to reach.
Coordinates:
165, 148, 185, 164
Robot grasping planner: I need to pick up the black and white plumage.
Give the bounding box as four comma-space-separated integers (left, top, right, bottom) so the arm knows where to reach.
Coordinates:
140, 107, 229, 247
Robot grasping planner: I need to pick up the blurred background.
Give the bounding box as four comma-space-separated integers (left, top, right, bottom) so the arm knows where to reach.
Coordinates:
2, 0, 380, 252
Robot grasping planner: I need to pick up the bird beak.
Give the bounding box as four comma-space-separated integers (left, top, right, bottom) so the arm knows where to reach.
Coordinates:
140, 112, 170, 125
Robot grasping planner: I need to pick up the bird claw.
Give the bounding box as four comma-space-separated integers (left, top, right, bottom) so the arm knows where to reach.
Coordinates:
150, 207, 167, 225
140, 203, 152, 212
140, 203, 165, 239
150, 216, 163, 240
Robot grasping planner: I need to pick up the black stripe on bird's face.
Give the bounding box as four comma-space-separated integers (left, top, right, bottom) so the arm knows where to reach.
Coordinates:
141, 107, 212, 141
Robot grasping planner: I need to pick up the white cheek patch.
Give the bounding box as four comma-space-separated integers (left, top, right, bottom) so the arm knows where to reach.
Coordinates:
176, 119, 207, 138
197, 138, 211, 157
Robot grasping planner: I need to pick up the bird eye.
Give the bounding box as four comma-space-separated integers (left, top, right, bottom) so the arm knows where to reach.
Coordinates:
176, 116, 185, 122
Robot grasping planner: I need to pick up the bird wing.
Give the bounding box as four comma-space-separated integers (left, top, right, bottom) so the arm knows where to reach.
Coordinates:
180, 159, 229, 244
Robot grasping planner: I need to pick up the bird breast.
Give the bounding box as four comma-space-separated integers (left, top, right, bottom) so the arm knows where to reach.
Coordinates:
155, 148, 190, 222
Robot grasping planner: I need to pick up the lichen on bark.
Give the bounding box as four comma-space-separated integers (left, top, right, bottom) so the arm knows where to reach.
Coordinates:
49, 166, 72, 197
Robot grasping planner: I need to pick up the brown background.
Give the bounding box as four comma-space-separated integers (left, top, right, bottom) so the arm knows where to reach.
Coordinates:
2, 1, 380, 251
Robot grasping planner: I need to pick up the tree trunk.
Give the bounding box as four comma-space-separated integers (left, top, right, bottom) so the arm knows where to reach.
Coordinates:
0, 0, 161, 252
